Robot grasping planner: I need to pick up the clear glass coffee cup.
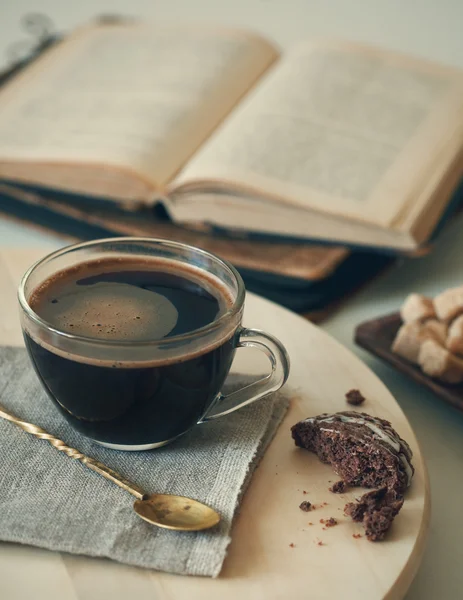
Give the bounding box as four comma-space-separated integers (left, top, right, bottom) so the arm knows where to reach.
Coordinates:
18, 238, 290, 450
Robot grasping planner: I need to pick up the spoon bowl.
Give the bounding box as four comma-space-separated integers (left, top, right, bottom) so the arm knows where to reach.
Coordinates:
134, 494, 221, 531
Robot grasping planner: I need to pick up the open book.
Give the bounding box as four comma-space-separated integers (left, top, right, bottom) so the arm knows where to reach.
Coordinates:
0, 20, 462, 252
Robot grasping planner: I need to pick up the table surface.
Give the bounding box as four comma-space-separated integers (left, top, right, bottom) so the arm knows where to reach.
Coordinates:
1, 2, 463, 599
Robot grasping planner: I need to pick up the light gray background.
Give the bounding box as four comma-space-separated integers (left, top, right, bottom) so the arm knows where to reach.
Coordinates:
1, 1, 463, 598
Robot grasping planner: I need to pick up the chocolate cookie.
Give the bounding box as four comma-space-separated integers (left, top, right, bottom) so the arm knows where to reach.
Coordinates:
291, 411, 414, 540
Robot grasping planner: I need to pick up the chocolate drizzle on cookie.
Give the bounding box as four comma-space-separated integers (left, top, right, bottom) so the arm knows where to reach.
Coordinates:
303, 412, 413, 487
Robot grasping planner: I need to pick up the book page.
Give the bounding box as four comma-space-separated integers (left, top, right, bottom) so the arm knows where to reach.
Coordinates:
0, 23, 278, 199
173, 40, 463, 227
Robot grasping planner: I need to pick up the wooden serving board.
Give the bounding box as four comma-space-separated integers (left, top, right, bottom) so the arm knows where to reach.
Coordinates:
356, 312, 463, 413
0, 248, 430, 600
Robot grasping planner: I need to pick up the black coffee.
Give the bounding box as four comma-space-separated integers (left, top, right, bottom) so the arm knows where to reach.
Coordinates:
25, 258, 236, 447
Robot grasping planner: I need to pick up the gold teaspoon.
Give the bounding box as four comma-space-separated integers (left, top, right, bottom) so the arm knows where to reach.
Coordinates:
0, 405, 220, 532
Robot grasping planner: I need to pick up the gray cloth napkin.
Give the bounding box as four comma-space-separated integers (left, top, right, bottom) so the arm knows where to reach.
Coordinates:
0, 347, 289, 577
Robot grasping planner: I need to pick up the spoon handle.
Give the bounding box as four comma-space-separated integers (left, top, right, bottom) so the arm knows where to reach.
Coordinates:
0, 405, 146, 501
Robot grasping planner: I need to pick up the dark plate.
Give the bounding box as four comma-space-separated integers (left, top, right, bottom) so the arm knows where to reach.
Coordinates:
355, 312, 463, 413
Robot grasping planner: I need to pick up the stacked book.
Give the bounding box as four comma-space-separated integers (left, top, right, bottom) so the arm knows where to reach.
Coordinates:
1, 17, 462, 317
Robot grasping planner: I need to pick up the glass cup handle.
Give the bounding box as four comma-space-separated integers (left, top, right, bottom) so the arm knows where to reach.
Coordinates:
198, 328, 290, 423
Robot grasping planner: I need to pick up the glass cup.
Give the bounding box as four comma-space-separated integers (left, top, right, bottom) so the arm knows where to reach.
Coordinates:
18, 238, 290, 450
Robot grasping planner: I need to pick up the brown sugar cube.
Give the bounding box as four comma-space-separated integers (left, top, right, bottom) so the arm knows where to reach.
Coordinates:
392, 320, 448, 364
418, 338, 463, 384
434, 286, 463, 322
424, 319, 448, 346
446, 315, 463, 356
391, 322, 425, 364
400, 294, 435, 323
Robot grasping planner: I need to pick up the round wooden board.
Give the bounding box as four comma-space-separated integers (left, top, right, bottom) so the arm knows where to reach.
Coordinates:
0, 248, 429, 600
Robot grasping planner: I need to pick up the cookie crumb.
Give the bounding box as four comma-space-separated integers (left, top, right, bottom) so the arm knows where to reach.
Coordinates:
330, 480, 347, 494
325, 517, 338, 527
345, 389, 365, 405
303, 490, 307, 494
352, 533, 362, 539
299, 500, 312, 512
308, 522, 313, 525
323, 502, 328, 506
317, 540, 324, 546
319, 518, 325, 524
289, 543, 295, 548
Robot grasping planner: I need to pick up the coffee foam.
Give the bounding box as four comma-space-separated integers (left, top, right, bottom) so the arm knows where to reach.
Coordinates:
25, 257, 239, 368
35, 281, 179, 342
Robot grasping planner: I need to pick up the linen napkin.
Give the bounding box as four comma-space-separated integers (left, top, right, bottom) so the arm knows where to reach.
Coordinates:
0, 346, 289, 577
